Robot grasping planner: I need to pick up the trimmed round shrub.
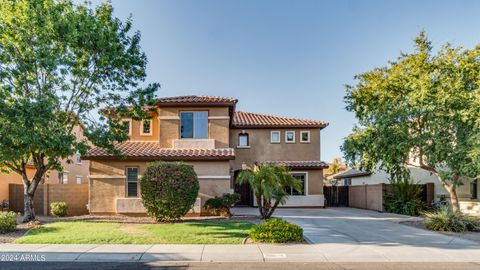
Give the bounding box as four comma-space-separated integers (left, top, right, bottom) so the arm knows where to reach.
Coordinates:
0, 211, 17, 233
140, 161, 199, 222
249, 218, 303, 243
50, 202, 68, 217
424, 207, 480, 232
204, 193, 240, 217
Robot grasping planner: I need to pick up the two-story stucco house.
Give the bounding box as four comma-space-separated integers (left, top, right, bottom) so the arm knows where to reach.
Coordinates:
83, 95, 329, 215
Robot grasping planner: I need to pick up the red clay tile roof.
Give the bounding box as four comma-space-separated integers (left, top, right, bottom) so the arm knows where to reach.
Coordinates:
157, 95, 237, 106
83, 142, 235, 161
263, 160, 329, 170
233, 111, 328, 129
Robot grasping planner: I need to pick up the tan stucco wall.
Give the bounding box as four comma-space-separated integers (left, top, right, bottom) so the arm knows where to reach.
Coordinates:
88, 160, 231, 214
230, 128, 321, 170
156, 107, 230, 148
306, 170, 323, 195
0, 167, 36, 201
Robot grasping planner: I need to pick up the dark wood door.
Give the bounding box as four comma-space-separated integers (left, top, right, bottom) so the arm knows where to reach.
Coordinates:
323, 186, 349, 207
234, 182, 253, 206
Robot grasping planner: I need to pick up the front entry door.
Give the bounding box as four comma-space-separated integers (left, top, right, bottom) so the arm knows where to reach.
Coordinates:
234, 181, 253, 206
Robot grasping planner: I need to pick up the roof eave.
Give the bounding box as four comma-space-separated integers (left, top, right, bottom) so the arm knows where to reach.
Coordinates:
82, 155, 235, 161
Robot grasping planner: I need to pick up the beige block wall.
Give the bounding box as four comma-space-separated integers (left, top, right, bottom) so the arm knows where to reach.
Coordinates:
88, 160, 231, 214
45, 184, 89, 216
230, 128, 321, 170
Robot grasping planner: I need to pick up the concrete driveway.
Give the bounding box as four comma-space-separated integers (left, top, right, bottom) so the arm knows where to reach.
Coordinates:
232, 207, 480, 262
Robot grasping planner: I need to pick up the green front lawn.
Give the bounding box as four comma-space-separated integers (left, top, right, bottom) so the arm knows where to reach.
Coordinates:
16, 221, 254, 244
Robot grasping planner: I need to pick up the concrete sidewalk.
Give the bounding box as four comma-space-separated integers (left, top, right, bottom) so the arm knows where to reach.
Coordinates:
1, 242, 480, 263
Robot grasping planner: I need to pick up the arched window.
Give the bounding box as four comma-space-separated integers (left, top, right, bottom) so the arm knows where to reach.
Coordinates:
238, 132, 249, 147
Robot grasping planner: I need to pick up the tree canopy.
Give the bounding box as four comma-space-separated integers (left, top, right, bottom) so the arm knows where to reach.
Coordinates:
0, 0, 158, 221
342, 32, 480, 211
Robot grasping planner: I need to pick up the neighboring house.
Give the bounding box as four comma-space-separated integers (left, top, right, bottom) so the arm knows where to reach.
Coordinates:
0, 164, 36, 204
43, 125, 90, 185
333, 167, 480, 215
83, 95, 329, 215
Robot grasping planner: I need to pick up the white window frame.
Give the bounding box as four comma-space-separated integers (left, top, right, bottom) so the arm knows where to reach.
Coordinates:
122, 118, 132, 136
75, 150, 82, 164
285, 131, 295, 143
288, 171, 308, 196
76, 176, 82, 184
270, 131, 281, 143
59, 171, 69, 184
140, 119, 153, 136
300, 131, 310, 143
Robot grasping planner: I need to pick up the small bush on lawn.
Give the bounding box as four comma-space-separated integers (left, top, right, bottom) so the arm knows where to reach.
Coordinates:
140, 161, 199, 222
424, 207, 480, 232
204, 193, 240, 217
50, 202, 68, 217
0, 211, 17, 233
249, 218, 303, 243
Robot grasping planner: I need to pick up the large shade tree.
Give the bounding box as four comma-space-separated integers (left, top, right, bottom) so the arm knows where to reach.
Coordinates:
0, 0, 158, 222
342, 32, 480, 212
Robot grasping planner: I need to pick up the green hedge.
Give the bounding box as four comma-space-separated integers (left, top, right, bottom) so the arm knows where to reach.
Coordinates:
0, 211, 17, 233
140, 161, 199, 222
50, 202, 68, 217
249, 218, 303, 243
424, 208, 480, 232
204, 193, 240, 217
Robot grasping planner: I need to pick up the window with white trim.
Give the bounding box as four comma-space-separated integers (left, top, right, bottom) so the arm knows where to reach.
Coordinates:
59, 172, 68, 184
300, 131, 310, 143
285, 131, 295, 143
75, 150, 82, 164
141, 120, 152, 136
122, 119, 132, 136
270, 131, 280, 143
286, 173, 306, 196
126, 167, 139, 197
76, 176, 82, 184
180, 111, 208, 139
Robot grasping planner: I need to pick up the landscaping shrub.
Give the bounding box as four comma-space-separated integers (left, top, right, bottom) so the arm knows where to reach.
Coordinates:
140, 161, 199, 222
0, 211, 17, 233
204, 193, 240, 217
50, 202, 68, 217
385, 177, 425, 216
424, 207, 480, 232
249, 218, 303, 243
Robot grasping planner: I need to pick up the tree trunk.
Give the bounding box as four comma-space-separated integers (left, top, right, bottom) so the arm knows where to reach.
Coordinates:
444, 183, 460, 212
256, 196, 264, 218
265, 200, 281, 219
22, 193, 35, 223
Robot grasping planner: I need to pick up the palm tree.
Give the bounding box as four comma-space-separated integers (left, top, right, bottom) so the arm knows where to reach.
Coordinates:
237, 164, 301, 219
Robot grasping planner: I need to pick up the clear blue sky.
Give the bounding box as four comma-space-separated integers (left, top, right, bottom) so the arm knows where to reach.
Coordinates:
86, 0, 480, 162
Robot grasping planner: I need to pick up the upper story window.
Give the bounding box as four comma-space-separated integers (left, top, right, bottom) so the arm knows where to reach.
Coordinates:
285, 131, 295, 143
141, 120, 152, 136
75, 150, 82, 164
238, 132, 249, 147
300, 131, 310, 143
122, 119, 132, 136
59, 172, 68, 184
270, 131, 280, 143
180, 111, 208, 139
